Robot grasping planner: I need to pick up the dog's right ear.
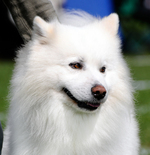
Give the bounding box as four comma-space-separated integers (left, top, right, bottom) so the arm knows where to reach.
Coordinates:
33, 16, 55, 44
101, 13, 119, 35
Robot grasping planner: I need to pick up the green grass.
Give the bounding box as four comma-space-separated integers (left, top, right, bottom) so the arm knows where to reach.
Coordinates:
0, 61, 14, 127
125, 56, 150, 155
125, 55, 150, 81
0, 56, 150, 154
136, 90, 150, 145
131, 66, 150, 80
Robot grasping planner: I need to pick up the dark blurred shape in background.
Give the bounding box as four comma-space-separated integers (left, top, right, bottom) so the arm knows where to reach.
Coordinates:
1, 0, 150, 59
0, 0, 23, 59
114, 0, 150, 54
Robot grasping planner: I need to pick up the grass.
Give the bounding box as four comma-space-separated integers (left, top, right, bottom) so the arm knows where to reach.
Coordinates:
0, 61, 14, 127
136, 90, 150, 146
126, 55, 150, 155
0, 56, 150, 154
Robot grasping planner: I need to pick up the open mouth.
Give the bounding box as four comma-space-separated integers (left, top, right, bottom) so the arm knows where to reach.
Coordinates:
63, 88, 101, 111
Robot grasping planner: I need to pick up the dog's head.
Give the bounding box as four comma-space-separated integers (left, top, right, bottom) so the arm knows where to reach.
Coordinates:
16, 13, 130, 113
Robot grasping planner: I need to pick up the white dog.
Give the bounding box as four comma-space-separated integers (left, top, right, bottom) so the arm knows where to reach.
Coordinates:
2, 11, 139, 155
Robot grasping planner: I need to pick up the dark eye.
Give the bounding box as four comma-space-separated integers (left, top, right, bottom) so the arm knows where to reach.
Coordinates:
69, 63, 83, 69
100, 66, 106, 73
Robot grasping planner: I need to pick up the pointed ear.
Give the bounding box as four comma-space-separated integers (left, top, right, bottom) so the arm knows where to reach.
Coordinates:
101, 13, 119, 35
33, 16, 54, 44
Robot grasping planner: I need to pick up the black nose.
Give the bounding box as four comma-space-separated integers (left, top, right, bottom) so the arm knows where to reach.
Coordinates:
91, 85, 106, 100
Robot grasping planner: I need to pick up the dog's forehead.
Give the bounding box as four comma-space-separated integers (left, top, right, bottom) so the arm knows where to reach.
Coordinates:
63, 24, 115, 48
56, 25, 117, 61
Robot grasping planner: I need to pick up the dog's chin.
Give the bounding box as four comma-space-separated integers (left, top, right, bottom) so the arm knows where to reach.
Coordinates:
62, 88, 101, 111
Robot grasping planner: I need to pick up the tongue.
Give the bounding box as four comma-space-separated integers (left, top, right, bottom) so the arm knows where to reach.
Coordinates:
77, 102, 100, 111
87, 103, 100, 107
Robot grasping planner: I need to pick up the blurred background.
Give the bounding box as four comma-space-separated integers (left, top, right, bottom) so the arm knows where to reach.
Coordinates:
0, 0, 150, 154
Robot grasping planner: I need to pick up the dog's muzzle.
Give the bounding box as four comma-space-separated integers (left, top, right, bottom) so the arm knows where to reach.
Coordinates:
63, 85, 106, 111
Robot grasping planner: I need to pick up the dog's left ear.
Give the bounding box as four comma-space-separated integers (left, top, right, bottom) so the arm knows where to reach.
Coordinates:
33, 16, 55, 44
101, 13, 119, 35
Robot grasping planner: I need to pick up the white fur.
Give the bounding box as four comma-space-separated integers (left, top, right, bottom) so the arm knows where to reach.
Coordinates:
2, 11, 140, 155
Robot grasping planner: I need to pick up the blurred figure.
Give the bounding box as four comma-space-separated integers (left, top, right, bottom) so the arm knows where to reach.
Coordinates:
0, 0, 23, 59
0, 123, 3, 155
114, 0, 150, 54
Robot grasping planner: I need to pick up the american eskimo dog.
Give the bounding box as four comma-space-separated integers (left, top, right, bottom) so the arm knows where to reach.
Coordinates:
2, 11, 139, 155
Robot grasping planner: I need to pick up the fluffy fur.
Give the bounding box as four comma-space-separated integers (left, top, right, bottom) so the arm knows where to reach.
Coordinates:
2, 11, 139, 155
